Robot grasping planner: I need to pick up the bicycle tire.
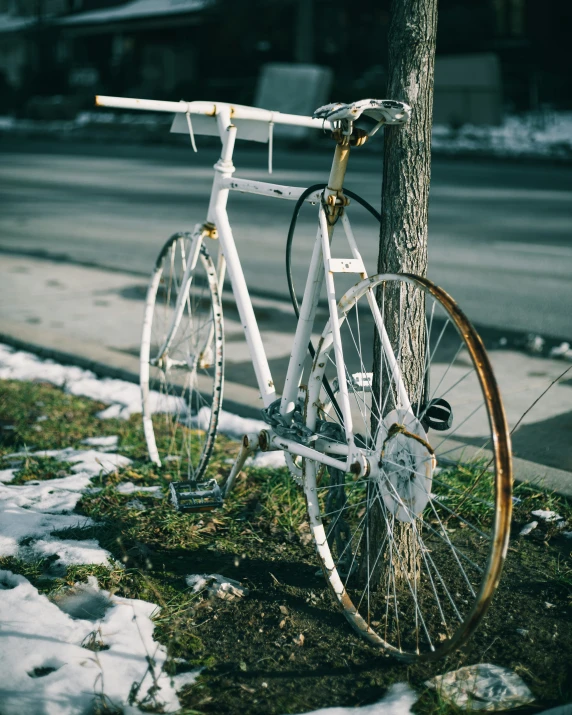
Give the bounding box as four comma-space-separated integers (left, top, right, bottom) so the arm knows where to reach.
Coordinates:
304, 272, 512, 660
140, 233, 224, 482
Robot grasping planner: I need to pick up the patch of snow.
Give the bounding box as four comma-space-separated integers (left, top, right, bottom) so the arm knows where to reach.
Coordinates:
0, 343, 181, 420
0, 343, 93, 389
52, 576, 113, 620
0, 505, 94, 558
81, 435, 119, 451
292, 682, 417, 715
1, 473, 97, 512
0, 354, 208, 711
549, 342, 571, 359
95, 388, 182, 420
116, 481, 162, 497
432, 111, 572, 160
0, 468, 16, 483
426, 663, 535, 711
531, 509, 562, 522
42, 447, 130, 476
186, 573, 249, 601
191, 405, 266, 438
186, 574, 209, 592
59, 0, 210, 26
126, 498, 147, 510
247, 450, 287, 469
0, 570, 192, 714
0, 447, 128, 559
0, 345, 269, 441
31, 538, 112, 566
519, 521, 538, 536
526, 335, 545, 354
218, 410, 267, 437
171, 668, 202, 691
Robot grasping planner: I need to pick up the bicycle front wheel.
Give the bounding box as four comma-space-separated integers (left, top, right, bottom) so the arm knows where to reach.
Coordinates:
140, 233, 224, 481
304, 273, 512, 660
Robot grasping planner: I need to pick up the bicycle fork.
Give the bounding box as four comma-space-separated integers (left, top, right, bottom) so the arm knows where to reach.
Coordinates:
153, 226, 227, 371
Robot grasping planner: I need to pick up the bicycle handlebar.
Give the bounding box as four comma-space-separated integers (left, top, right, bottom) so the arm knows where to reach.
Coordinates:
95, 95, 331, 131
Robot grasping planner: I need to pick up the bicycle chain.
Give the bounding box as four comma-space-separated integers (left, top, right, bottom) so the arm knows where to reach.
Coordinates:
261, 399, 348, 489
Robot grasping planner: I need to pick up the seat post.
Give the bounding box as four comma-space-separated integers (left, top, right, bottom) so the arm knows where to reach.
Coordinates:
327, 142, 351, 194
325, 119, 369, 199
323, 127, 353, 222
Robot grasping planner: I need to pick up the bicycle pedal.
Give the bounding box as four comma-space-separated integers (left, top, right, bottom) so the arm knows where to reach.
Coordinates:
170, 479, 223, 513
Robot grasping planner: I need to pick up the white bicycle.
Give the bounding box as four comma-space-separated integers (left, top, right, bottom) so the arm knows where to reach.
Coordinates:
97, 94, 512, 661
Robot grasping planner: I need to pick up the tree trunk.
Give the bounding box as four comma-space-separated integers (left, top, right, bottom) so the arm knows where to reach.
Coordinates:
366, 0, 438, 588
379, 0, 437, 280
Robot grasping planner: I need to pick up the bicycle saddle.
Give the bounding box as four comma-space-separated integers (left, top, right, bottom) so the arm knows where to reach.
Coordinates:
313, 99, 411, 125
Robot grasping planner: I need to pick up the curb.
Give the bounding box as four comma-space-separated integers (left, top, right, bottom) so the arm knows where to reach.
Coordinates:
0, 321, 263, 421
1, 324, 571, 499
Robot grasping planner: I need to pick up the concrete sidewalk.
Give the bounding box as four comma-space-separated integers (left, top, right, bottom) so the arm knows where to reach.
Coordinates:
1, 252, 571, 497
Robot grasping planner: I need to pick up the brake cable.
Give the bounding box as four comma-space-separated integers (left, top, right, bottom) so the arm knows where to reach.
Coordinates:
285, 184, 382, 425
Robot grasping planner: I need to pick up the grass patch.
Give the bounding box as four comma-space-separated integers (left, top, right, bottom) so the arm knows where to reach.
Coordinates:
512, 480, 572, 525
8, 455, 75, 484
433, 460, 496, 526
0, 379, 126, 454
1, 377, 571, 714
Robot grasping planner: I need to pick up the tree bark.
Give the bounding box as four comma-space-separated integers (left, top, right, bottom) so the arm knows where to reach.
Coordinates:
378, 0, 437, 280
366, 0, 438, 588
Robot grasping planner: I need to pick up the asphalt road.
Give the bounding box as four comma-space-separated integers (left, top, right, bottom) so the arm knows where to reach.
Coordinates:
1, 139, 571, 339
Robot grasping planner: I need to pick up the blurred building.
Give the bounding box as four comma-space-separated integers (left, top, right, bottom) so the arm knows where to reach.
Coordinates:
0, 0, 217, 114
0, 0, 571, 120
437, 0, 572, 116
434, 53, 502, 126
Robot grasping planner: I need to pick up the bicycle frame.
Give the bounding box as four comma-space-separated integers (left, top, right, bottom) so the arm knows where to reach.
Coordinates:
191, 115, 411, 474
96, 96, 410, 474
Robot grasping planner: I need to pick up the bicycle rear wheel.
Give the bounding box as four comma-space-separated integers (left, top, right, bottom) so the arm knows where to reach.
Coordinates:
140, 233, 224, 482
304, 273, 512, 660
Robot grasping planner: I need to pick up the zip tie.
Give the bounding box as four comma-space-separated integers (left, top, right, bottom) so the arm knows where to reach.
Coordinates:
268, 115, 274, 174
381, 422, 435, 457
182, 101, 197, 153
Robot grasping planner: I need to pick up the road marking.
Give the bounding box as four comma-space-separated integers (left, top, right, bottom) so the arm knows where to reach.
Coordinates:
494, 241, 572, 257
